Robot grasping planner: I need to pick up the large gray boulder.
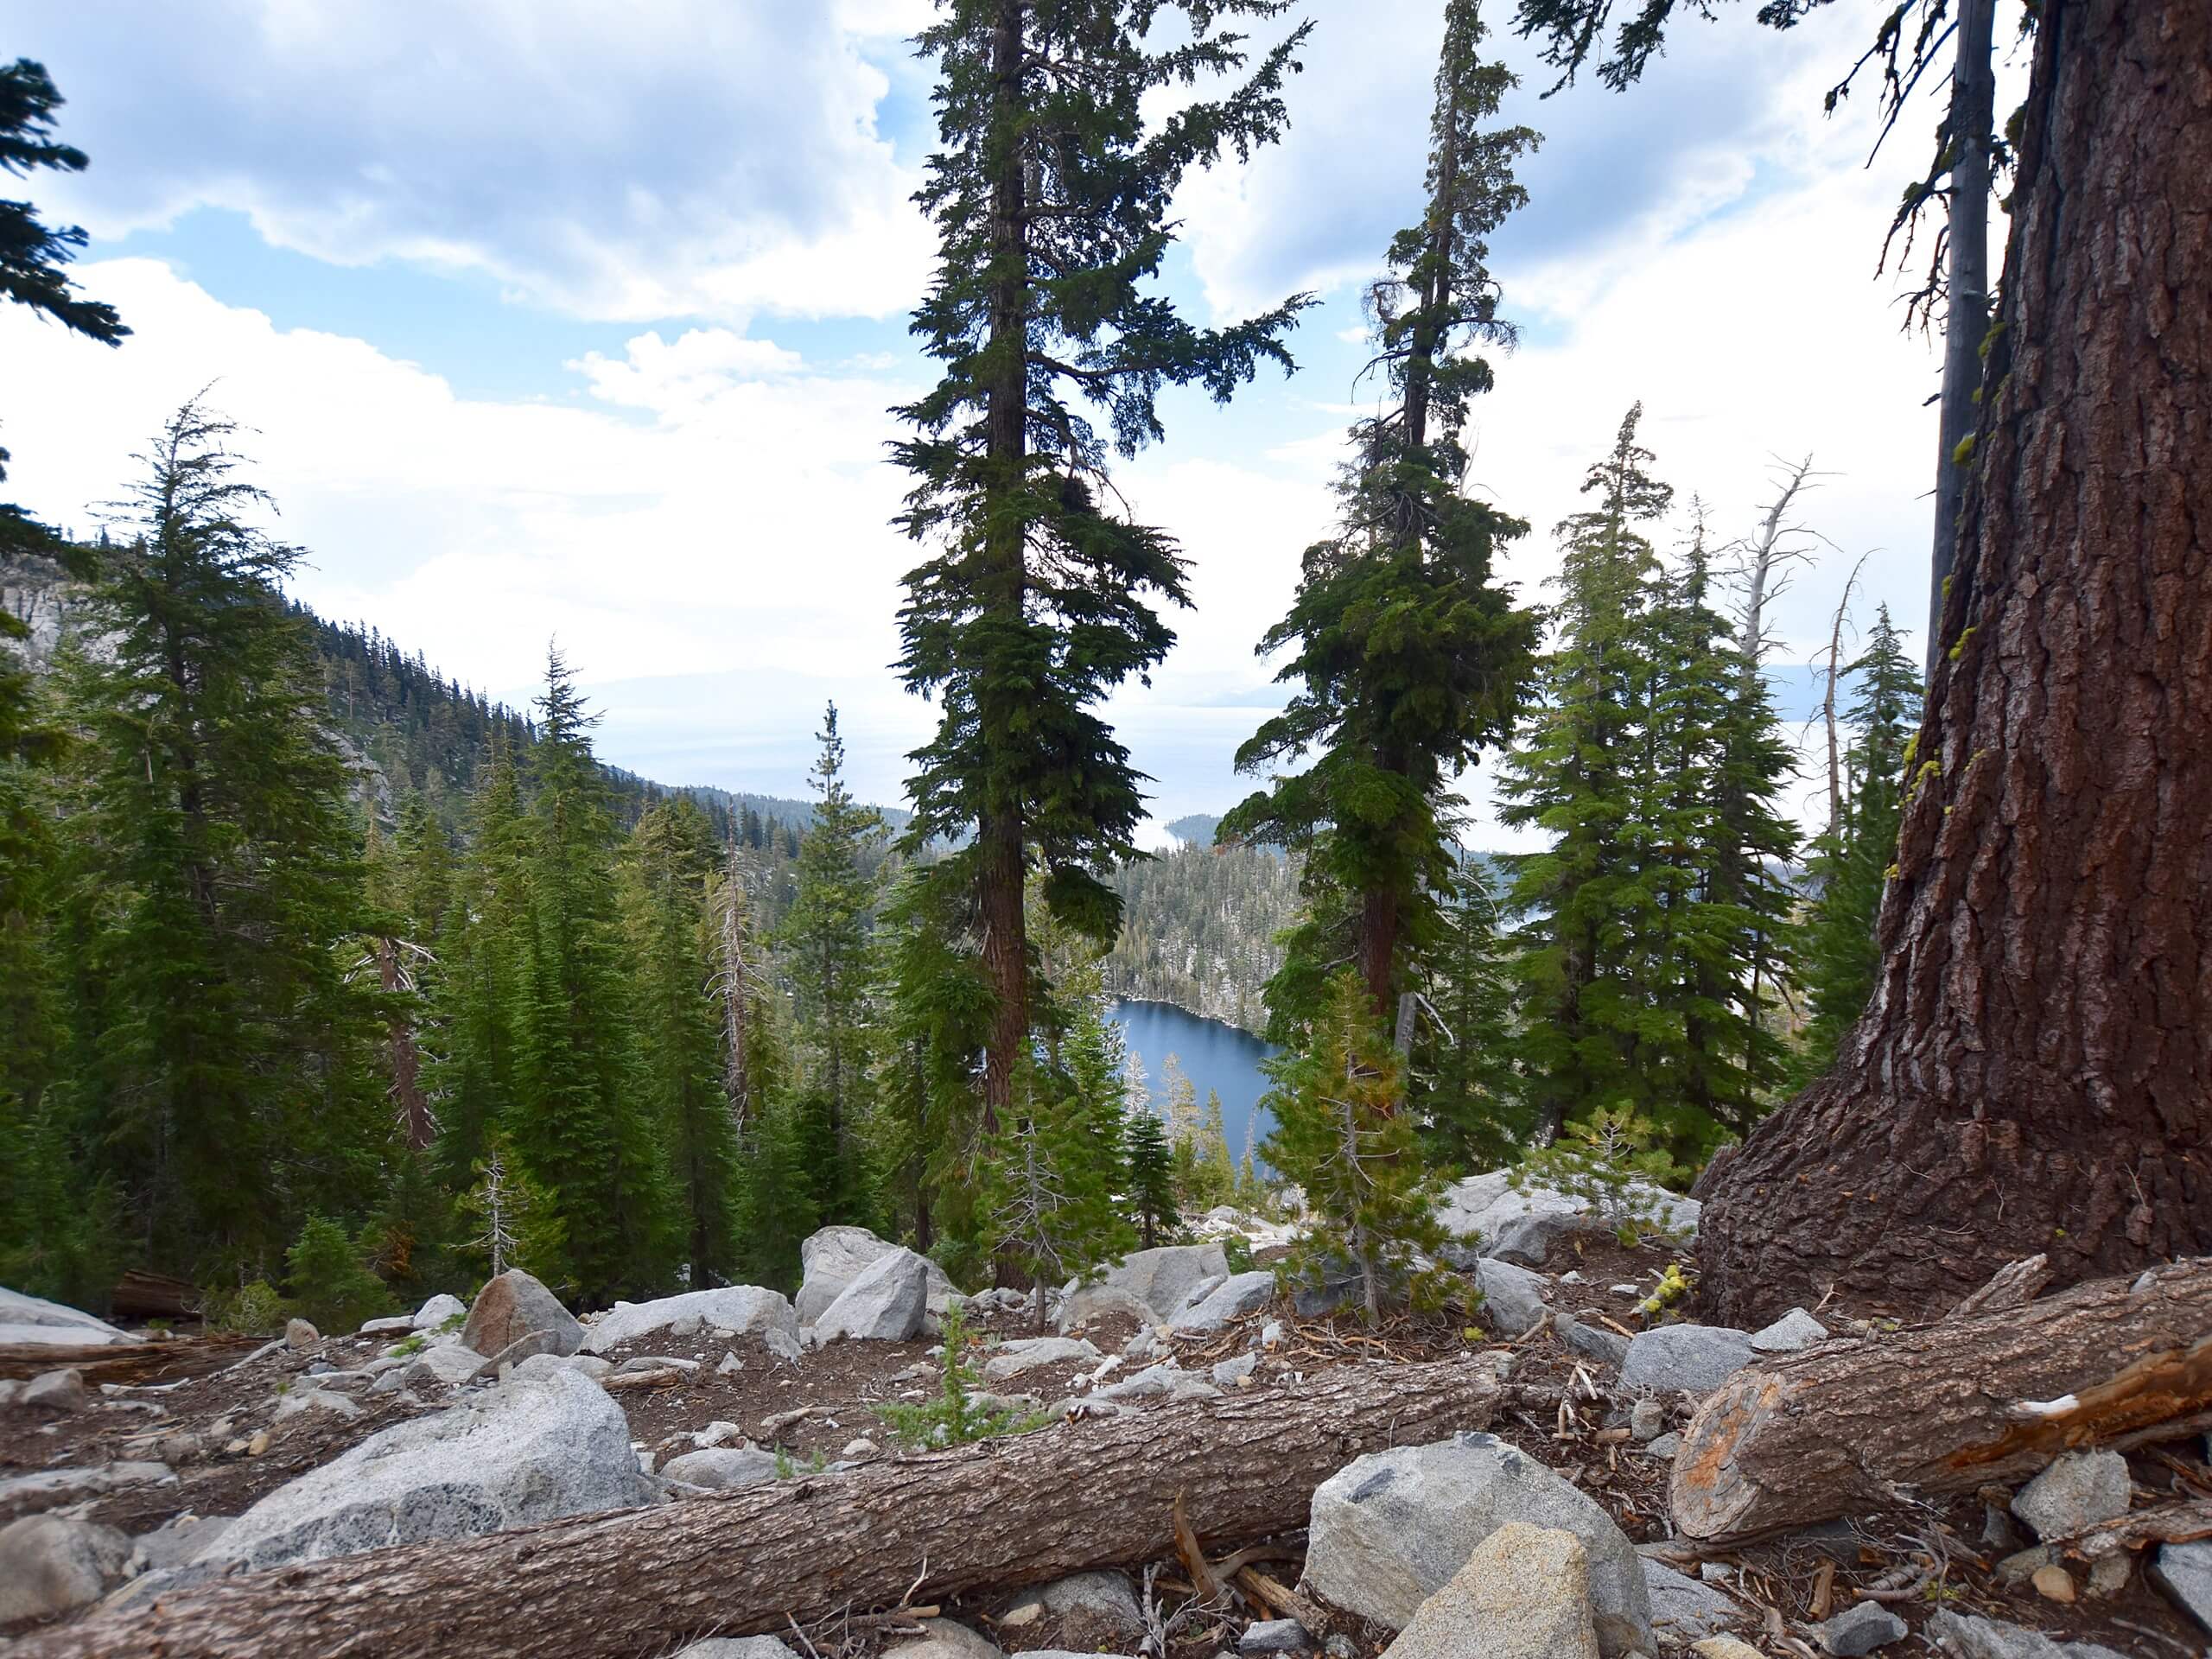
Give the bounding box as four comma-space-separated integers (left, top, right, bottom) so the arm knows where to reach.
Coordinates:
1169, 1270, 1274, 1333
1619, 1324, 1754, 1397
460, 1269, 583, 1358
674, 1640, 801, 1659
584, 1286, 797, 1355
1434, 1174, 1700, 1267
1055, 1283, 1159, 1334
0, 1514, 130, 1624
1306, 1432, 1652, 1657
0, 1285, 130, 1347
410, 1292, 467, 1330
815, 1249, 931, 1342
796, 1227, 956, 1326
1100, 1243, 1228, 1321
195, 1367, 652, 1572
1379, 1522, 1600, 1659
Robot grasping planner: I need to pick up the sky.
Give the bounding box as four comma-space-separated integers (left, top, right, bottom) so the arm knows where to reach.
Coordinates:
1, 0, 1976, 849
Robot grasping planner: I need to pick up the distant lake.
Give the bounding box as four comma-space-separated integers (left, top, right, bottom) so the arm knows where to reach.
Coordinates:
1111, 1000, 1281, 1175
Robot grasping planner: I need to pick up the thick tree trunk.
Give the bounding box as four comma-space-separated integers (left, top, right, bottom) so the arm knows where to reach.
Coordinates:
20, 1357, 1511, 1659
1925, 0, 1996, 687
1670, 1258, 2212, 1543
1694, 0, 2212, 1325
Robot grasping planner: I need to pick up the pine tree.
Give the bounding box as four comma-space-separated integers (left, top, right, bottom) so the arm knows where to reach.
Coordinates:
425, 740, 532, 1195
893, 0, 1313, 1130
60, 399, 385, 1276
621, 798, 741, 1287
1418, 859, 1526, 1170
1262, 971, 1451, 1321
1123, 1108, 1175, 1248
1497, 404, 1672, 1138
779, 703, 885, 1227
1632, 518, 1799, 1146
512, 645, 673, 1302
459, 1132, 566, 1283
1794, 606, 1918, 1077
1224, 0, 1541, 1030
985, 1055, 1135, 1332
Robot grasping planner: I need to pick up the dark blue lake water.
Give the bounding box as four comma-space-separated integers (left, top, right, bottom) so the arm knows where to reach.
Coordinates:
1110, 1000, 1281, 1173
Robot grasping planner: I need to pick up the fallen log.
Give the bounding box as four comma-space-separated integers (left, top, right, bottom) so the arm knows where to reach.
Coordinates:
16, 1353, 1511, 1659
0, 1334, 257, 1385
1670, 1256, 2212, 1543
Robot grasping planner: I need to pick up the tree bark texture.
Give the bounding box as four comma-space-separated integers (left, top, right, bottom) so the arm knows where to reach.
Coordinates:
1669, 1257, 2212, 1543
1694, 0, 2212, 1325
20, 1356, 1510, 1659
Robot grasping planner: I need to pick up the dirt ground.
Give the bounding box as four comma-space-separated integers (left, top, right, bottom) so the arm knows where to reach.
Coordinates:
6, 1242, 2208, 1657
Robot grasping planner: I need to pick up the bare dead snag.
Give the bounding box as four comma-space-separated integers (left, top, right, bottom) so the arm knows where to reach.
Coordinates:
1670, 1259, 2212, 1544
20, 1356, 1510, 1659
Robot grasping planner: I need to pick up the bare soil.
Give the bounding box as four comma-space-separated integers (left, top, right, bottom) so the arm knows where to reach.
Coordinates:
7, 1258, 2206, 1657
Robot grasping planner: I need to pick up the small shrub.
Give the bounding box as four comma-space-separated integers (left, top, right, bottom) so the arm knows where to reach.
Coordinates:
286, 1216, 393, 1333
204, 1279, 286, 1336
874, 1306, 1047, 1451
1513, 1108, 1689, 1246
1222, 1234, 1255, 1275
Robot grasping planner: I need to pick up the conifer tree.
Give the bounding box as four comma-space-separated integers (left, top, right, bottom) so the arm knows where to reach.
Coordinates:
1794, 606, 1917, 1077
877, 867, 994, 1271
1418, 859, 1525, 1170
986, 1047, 1135, 1332
779, 702, 885, 1227
1122, 1107, 1176, 1248
512, 646, 672, 1300
1224, 0, 1540, 1029
621, 798, 741, 1286
893, 0, 1313, 1129
460, 1132, 566, 1283
61, 400, 385, 1276
426, 741, 532, 1194
1633, 520, 1799, 1143
1262, 970, 1451, 1320
1498, 404, 1672, 1137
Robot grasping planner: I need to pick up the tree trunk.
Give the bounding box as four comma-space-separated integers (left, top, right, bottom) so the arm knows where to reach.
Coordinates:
1670, 1257, 2212, 1543
977, 0, 1031, 1135
1694, 0, 2212, 1325
1925, 0, 1996, 687
20, 1357, 1512, 1659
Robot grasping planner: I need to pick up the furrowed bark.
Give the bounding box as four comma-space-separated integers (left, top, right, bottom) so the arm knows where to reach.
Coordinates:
1670, 1258, 2212, 1544
22, 1356, 1510, 1659
1694, 0, 2212, 1324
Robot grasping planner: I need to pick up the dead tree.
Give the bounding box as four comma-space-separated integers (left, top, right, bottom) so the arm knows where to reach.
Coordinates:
19, 1356, 1511, 1659
1670, 1257, 2212, 1543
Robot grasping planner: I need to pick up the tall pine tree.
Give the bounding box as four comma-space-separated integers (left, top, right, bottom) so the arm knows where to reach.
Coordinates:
1498, 404, 1672, 1138
779, 702, 885, 1227
621, 798, 742, 1287
893, 0, 1313, 1130
60, 400, 384, 1277
1224, 0, 1540, 1033
511, 647, 672, 1301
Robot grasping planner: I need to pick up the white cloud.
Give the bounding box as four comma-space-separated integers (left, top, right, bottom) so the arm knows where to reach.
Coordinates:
1, 258, 938, 799
16, 1, 934, 322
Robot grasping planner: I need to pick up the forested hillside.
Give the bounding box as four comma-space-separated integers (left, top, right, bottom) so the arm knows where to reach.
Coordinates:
1100, 840, 1300, 1030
